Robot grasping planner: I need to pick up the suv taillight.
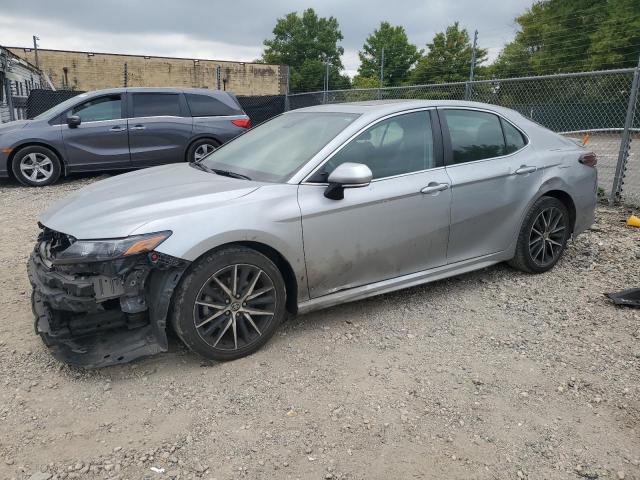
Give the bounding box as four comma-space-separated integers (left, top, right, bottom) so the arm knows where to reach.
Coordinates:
579, 152, 597, 167
231, 118, 251, 129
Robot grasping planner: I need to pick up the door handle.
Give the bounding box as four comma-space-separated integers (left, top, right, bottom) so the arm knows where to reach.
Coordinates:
109, 126, 125, 132
130, 125, 146, 130
514, 165, 537, 175
420, 182, 449, 194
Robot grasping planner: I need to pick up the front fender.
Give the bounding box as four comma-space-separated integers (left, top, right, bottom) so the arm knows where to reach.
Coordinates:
146, 184, 309, 302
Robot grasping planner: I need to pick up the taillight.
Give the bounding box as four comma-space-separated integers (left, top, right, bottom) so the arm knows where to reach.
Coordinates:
231, 118, 251, 129
579, 152, 597, 167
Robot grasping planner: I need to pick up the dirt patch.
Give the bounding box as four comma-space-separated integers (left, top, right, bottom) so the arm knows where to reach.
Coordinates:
0, 175, 638, 480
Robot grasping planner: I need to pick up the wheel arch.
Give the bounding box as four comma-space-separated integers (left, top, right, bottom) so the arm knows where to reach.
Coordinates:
187, 240, 299, 315
539, 189, 577, 234
184, 136, 221, 162
8, 142, 67, 178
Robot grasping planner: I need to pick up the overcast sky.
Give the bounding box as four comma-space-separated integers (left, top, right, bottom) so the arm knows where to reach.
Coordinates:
0, 0, 534, 76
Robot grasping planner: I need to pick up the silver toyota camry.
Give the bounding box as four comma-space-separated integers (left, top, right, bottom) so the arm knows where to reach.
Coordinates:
28, 100, 597, 367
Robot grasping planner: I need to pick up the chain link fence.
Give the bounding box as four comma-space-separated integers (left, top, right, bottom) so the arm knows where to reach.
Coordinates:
19, 68, 640, 205
289, 68, 640, 206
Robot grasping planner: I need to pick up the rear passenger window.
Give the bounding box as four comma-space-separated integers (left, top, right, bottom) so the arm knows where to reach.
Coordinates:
132, 93, 181, 117
501, 118, 527, 154
443, 110, 505, 164
185, 93, 242, 117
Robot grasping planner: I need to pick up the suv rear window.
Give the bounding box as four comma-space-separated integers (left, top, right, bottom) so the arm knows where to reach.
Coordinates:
132, 93, 181, 117
185, 93, 243, 117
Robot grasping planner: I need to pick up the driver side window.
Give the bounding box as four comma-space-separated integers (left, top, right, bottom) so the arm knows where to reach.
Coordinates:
69, 95, 122, 122
312, 110, 435, 181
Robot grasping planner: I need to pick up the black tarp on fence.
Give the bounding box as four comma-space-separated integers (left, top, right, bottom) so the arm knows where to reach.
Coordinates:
27, 89, 84, 118
237, 95, 285, 125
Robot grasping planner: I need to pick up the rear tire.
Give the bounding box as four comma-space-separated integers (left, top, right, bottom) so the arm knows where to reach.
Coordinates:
509, 196, 570, 273
171, 246, 286, 361
187, 139, 219, 163
12, 145, 62, 186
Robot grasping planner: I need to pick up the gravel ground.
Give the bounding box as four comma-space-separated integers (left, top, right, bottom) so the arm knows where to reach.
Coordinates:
0, 174, 639, 480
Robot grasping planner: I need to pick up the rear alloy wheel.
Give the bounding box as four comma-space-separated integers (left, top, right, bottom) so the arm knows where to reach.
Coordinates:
12, 146, 62, 186
171, 247, 286, 361
509, 196, 570, 273
188, 139, 219, 163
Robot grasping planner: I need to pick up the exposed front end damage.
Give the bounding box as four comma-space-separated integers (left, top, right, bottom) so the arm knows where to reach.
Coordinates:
28, 227, 189, 368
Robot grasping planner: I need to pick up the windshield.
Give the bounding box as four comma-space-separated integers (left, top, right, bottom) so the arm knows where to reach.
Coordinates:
33, 93, 90, 120
200, 112, 359, 182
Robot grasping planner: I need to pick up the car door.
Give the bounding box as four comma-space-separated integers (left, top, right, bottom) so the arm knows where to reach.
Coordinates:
61, 93, 131, 170
439, 108, 543, 263
127, 92, 193, 167
297, 109, 452, 299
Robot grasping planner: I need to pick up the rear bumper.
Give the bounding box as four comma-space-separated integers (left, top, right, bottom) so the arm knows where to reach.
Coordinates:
28, 247, 188, 368
573, 170, 598, 236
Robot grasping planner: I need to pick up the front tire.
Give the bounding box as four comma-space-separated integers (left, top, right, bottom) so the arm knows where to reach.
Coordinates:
12, 145, 62, 186
171, 247, 286, 361
509, 196, 571, 273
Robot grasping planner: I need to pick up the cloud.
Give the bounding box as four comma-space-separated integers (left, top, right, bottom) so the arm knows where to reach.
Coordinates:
0, 0, 533, 72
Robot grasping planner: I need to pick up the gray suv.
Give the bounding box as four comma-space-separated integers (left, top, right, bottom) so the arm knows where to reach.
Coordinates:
0, 87, 251, 186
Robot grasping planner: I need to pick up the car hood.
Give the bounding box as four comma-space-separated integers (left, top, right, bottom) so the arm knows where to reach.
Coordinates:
0, 120, 31, 134
40, 163, 262, 239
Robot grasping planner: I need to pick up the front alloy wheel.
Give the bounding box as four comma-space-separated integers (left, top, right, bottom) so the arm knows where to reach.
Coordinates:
193, 264, 276, 351
171, 247, 286, 361
12, 145, 62, 186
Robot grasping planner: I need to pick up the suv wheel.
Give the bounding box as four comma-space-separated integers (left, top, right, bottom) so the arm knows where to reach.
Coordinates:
12, 145, 62, 186
509, 196, 570, 273
188, 139, 219, 163
171, 247, 286, 361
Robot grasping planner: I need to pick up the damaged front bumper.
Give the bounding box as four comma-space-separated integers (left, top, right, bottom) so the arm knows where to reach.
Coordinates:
27, 231, 189, 368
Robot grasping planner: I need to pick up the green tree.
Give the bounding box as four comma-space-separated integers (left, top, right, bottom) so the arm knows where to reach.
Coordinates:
261, 8, 349, 92
410, 22, 487, 84
357, 21, 421, 87
490, 0, 640, 78
589, 0, 640, 70
351, 75, 380, 89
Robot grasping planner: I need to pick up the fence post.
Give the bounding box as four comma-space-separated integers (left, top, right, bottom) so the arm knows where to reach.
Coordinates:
610, 56, 640, 204
4, 77, 15, 121
1, 51, 16, 121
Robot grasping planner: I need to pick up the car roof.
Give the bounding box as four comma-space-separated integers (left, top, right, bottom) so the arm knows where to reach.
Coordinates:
79, 87, 234, 97
289, 99, 521, 119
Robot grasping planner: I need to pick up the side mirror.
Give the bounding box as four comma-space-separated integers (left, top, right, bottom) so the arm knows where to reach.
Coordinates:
324, 162, 373, 200
67, 115, 81, 128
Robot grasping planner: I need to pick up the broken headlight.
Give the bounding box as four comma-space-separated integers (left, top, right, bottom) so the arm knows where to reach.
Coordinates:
52, 231, 172, 265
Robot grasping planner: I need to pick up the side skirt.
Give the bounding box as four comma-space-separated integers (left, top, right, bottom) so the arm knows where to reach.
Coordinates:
297, 252, 508, 315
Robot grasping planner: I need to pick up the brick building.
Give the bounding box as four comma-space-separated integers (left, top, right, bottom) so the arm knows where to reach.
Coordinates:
7, 47, 288, 96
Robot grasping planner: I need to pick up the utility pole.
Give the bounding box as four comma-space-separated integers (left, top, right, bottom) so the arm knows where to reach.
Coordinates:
284, 66, 290, 111
378, 48, 385, 100
33, 35, 40, 70
379, 48, 385, 88
323, 58, 329, 104
465, 30, 478, 100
